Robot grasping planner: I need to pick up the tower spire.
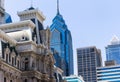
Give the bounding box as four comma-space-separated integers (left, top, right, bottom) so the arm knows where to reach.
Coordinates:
57, 0, 60, 14
31, 0, 33, 7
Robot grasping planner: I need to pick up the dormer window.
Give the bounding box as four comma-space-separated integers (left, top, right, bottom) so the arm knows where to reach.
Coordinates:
22, 36, 25, 39
21, 36, 25, 41
21, 36, 28, 41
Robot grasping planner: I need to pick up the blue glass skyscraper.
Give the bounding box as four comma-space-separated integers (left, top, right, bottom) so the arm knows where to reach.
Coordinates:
106, 35, 120, 65
50, 0, 73, 76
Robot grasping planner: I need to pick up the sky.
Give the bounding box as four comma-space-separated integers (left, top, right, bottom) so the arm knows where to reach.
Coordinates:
5, 0, 120, 75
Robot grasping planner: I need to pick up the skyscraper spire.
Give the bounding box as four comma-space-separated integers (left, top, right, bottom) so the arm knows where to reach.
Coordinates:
57, 0, 60, 14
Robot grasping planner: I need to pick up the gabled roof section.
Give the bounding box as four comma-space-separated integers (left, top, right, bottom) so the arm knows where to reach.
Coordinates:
53, 14, 65, 23
50, 14, 68, 31
0, 29, 17, 46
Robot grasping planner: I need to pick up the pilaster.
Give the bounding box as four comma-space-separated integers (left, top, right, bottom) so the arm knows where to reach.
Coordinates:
29, 78, 32, 82
33, 78, 37, 82
0, 71, 4, 82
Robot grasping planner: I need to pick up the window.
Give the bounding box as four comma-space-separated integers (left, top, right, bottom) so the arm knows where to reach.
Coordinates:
25, 58, 29, 70
17, 60, 19, 68
22, 36, 25, 40
4, 77, 6, 82
9, 54, 11, 62
6, 54, 8, 63
2, 53, 4, 59
21, 36, 27, 41
10, 80, 12, 82
12, 57, 14, 66
25, 79, 27, 82
25, 62, 28, 70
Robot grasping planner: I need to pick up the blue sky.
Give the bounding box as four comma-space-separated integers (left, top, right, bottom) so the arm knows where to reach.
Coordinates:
5, 0, 120, 75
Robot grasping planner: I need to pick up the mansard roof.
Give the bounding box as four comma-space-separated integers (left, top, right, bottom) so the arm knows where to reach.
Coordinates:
28, 7, 35, 10
5, 12, 12, 23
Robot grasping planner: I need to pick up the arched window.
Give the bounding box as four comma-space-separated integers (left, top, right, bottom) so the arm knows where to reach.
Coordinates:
17, 60, 19, 68
25, 58, 29, 70
25, 79, 27, 82
2, 53, 4, 59
6, 54, 8, 63
4, 77, 6, 82
9, 54, 11, 62
12, 57, 14, 66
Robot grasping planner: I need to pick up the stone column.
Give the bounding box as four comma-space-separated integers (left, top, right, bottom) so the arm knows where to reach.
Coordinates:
38, 79, 41, 82
29, 78, 33, 82
17, 78, 22, 82
33, 78, 37, 82
43, 56, 47, 74
0, 71, 4, 82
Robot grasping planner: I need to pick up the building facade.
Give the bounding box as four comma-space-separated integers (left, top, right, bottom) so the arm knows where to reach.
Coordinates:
50, 0, 74, 76
77, 46, 102, 82
0, 1, 56, 82
63, 75, 85, 82
97, 65, 120, 82
106, 35, 120, 65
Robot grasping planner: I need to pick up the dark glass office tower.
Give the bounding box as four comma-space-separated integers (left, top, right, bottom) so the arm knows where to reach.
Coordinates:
77, 46, 102, 82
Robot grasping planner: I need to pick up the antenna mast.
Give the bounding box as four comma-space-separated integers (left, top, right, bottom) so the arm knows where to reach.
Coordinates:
31, 0, 33, 7
57, 0, 60, 14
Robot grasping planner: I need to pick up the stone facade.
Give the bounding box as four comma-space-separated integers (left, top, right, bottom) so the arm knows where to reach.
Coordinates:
0, 6, 56, 82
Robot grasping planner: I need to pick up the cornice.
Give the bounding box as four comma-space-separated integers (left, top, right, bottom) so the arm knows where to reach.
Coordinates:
17, 9, 46, 22
0, 59, 21, 73
16, 41, 47, 54
0, 20, 35, 30
17, 41, 37, 47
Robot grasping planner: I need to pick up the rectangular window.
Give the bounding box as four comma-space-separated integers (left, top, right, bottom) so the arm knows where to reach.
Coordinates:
25, 79, 27, 82
4, 77, 6, 82
17, 60, 19, 68
12, 57, 14, 66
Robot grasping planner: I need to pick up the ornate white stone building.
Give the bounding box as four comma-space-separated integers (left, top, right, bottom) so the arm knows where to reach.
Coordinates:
0, 1, 56, 82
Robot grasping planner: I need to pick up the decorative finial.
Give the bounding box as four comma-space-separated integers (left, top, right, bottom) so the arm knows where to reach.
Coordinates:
57, 0, 60, 14
31, 0, 33, 7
